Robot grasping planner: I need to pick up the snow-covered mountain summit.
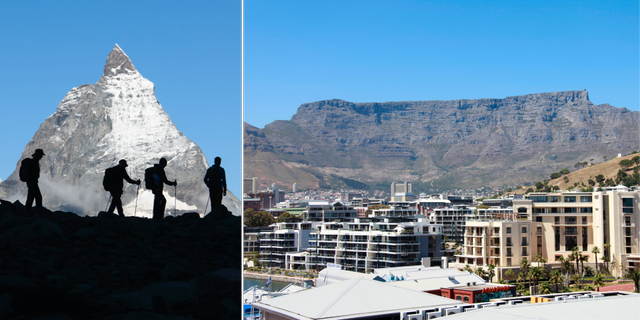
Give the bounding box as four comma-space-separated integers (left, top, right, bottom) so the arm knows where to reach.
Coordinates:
0, 44, 240, 216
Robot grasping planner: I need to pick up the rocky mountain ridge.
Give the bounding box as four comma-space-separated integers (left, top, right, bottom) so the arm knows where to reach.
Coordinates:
0, 45, 240, 216
244, 90, 639, 191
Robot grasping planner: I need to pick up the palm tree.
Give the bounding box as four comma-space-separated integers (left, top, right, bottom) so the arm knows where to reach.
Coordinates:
549, 270, 563, 292
602, 255, 610, 274
626, 267, 640, 293
580, 255, 588, 276
571, 247, 581, 274
464, 264, 473, 273
539, 281, 552, 294
487, 264, 496, 283
535, 253, 547, 271
592, 246, 600, 274
571, 273, 581, 289
593, 273, 605, 292
603, 243, 611, 272
475, 266, 486, 279
529, 267, 543, 295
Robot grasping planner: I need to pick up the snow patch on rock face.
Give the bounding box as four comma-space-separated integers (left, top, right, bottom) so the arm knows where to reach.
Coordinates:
0, 44, 240, 216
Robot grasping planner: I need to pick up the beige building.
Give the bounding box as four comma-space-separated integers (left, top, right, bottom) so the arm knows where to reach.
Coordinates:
452, 187, 639, 278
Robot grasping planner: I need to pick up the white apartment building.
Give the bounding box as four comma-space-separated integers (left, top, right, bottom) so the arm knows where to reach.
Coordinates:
428, 206, 476, 244
302, 200, 359, 221
301, 218, 445, 273
258, 220, 321, 268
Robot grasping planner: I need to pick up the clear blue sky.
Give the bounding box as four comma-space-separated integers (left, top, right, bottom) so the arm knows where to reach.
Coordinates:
0, 1, 241, 196
245, 0, 639, 129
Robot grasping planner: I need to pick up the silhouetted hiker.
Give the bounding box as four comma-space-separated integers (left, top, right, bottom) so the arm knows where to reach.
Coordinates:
204, 156, 227, 208
19, 149, 45, 210
145, 158, 176, 220
103, 159, 141, 217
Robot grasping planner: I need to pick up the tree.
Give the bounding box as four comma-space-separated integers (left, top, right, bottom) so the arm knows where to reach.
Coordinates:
475, 266, 486, 278
626, 267, 640, 293
619, 159, 634, 169
244, 209, 276, 227
633, 155, 640, 166
571, 247, 581, 274
539, 281, 552, 294
603, 243, 611, 273
592, 246, 600, 274
571, 273, 581, 289
535, 181, 544, 190
505, 269, 515, 281
559, 168, 570, 175
276, 211, 295, 222
535, 253, 547, 271
593, 273, 605, 292
549, 270, 563, 292
487, 264, 496, 283
588, 179, 596, 186
595, 174, 605, 183
528, 267, 543, 294
550, 172, 561, 179
464, 264, 473, 273
525, 187, 534, 194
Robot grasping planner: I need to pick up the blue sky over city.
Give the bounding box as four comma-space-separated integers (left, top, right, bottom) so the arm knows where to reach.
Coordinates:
0, 1, 241, 195
245, 0, 639, 128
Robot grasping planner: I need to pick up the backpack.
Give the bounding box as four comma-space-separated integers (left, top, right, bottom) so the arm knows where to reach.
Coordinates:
205, 166, 221, 188
103, 166, 119, 191
145, 167, 161, 190
19, 158, 31, 182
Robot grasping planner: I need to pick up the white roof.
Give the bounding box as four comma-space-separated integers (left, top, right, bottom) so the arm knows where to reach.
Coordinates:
317, 268, 379, 287
388, 274, 486, 291
253, 277, 458, 320
446, 293, 640, 320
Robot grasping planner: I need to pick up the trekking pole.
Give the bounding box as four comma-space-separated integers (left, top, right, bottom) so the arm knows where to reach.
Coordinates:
105, 195, 112, 212
134, 183, 140, 217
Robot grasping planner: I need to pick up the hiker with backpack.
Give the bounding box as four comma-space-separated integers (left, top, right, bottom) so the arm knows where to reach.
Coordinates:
145, 158, 177, 220
103, 159, 141, 217
19, 148, 45, 210
204, 156, 226, 209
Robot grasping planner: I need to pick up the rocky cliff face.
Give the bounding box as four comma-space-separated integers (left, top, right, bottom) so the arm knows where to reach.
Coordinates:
0, 45, 240, 216
244, 91, 639, 191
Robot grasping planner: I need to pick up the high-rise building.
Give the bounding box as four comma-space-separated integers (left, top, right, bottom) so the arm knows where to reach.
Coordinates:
243, 177, 258, 194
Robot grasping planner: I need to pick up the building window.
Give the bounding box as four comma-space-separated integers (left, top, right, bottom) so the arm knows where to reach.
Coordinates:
555, 255, 563, 261
550, 207, 559, 213
456, 296, 462, 301
537, 226, 542, 234
582, 227, 588, 251
463, 296, 469, 302
564, 196, 576, 203
622, 198, 634, 207
550, 196, 559, 203
564, 208, 577, 213
565, 226, 577, 235
506, 237, 512, 246
522, 226, 527, 233
555, 216, 560, 224
580, 207, 593, 213
522, 247, 528, 256
507, 248, 512, 257
582, 217, 587, 224
522, 237, 528, 246
580, 196, 592, 203
566, 236, 578, 251
530, 196, 548, 202
555, 227, 560, 251
506, 227, 512, 234
565, 216, 577, 225
507, 258, 512, 266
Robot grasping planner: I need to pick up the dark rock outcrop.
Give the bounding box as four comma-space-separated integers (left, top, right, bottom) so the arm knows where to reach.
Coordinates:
244, 90, 640, 190
0, 200, 240, 319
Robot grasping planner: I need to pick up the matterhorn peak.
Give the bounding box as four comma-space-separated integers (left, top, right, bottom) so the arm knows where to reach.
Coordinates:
103, 44, 137, 77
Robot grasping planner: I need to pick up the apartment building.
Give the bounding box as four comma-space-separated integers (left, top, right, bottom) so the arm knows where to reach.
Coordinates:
258, 220, 320, 268
302, 200, 359, 221
429, 206, 475, 244
452, 187, 639, 278
450, 219, 532, 275
301, 218, 445, 273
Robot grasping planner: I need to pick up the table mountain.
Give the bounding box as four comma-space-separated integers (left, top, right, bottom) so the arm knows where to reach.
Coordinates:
0, 44, 240, 216
244, 90, 639, 191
